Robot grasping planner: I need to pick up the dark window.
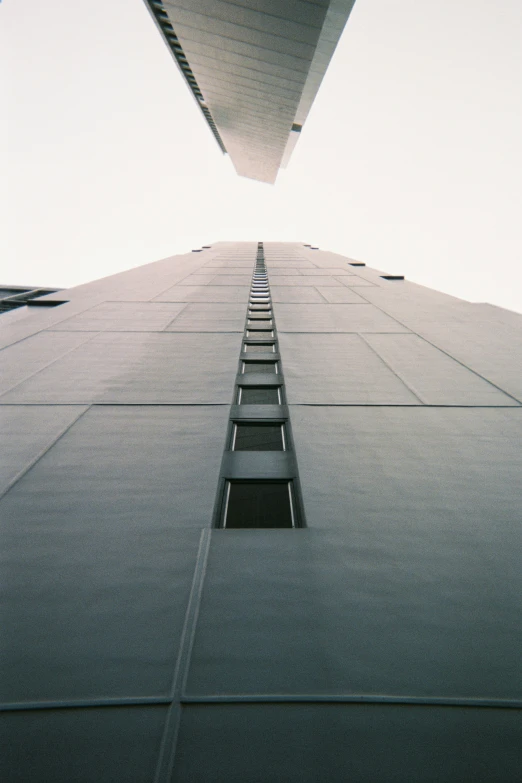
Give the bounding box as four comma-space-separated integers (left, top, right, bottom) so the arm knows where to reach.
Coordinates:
25, 299, 68, 308
232, 423, 284, 451
381, 274, 405, 281
244, 343, 275, 353
243, 361, 277, 373
238, 386, 280, 404
223, 482, 294, 528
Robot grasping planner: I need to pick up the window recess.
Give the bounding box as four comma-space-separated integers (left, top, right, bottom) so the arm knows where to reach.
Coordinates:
242, 361, 277, 374
244, 343, 276, 353
231, 422, 285, 451
238, 386, 281, 404
222, 481, 295, 528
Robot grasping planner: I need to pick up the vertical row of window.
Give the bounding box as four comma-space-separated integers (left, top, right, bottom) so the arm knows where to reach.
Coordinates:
215, 243, 305, 529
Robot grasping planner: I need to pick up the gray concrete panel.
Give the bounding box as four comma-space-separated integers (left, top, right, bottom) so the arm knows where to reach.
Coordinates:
292, 406, 522, 533
203, 261, 254, 268
189, 61, 303, 102
264, 268, 300, 275
153, 285, 249, 303
174, 24, 310, 72
187, 267, 252, 275
298, 267, 354, 275
359, 285, 522, 401
337, 276, 378, 286
169, 10, 317, 61
165, 0, 324, 43
270, 287, 326, 303
0, 406, 228, 700
1, 706, 166, 783
264, 276, 343, 286
198, 79, 298, 113
47, 302, 188, 332
265, 260, 314, 267
174, 704, 521, 783
178, 274, 217, 285
205, 275, 251, 286
275, 304, 410, 332
0, 331, 96, 396
0, 406, 87, 494
316, 286, 375, 303
364, 334, 518, 406
278, 333, 420, 404
1, 333, 242, 404
164, 303, 245, 331
185, 527, 521, 700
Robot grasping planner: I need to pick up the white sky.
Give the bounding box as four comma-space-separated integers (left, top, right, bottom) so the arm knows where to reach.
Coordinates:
3, 0, 522, 313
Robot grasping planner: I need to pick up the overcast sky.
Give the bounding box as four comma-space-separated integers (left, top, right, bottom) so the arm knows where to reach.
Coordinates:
3, 0, 522, 313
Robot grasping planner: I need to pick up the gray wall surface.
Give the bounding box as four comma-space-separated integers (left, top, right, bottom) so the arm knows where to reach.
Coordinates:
1, 242, 521, 781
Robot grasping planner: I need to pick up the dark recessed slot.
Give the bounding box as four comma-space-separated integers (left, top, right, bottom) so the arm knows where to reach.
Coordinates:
244, 343, 275, 353
243, 361, 277, 373
381, 275, 405, 281
238, 386, 281, 404
232, 423, 284, 451
223, 481, 294, 528
26, 300, 68, 308
349, 262, 366, 267
247, 328, 273, 336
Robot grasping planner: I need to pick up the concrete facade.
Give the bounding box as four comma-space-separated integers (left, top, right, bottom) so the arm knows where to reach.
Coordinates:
1, 242, 521, 781
144, 1, 356, 182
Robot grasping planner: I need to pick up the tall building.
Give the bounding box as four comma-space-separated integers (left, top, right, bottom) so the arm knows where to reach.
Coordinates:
1, 242, 521, 781
143, 0, 357, 182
